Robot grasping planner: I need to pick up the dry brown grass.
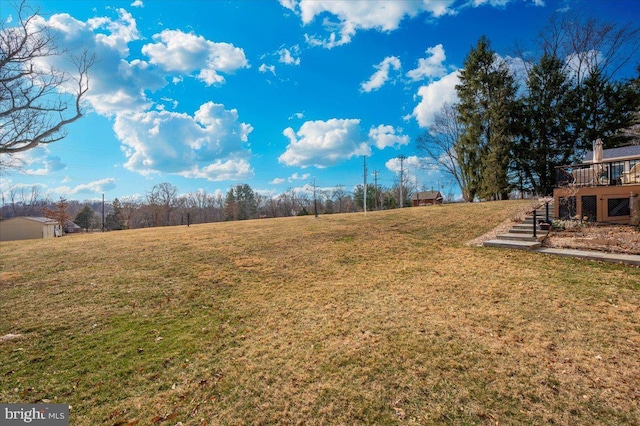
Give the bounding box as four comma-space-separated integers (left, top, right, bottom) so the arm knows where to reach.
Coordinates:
1, 200, 639, 425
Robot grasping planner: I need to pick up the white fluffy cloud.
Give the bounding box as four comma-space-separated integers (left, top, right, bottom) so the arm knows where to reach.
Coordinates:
29, 9, 163, 116
368, 125, 409, 149
142, 29, 249, 86
269, 172, 311, 185
115, 102, 253, 180
279, 119, 371, 168
360, 56, 401, 92
385, 155, 438, 185
409, 70, 460, 128
278, 45, 301, 65
385, 155, 425, 173
54, 178, 117, 196
259, 63, 276, 75
280, 0, 456, 48
29, 155, 66, 176
406, 44, 447, 81
86, 8, 141, 55
472, 0, 544, 6
180, 159, 253, 181
24, 9, 256, 182
3, 147, 66, 175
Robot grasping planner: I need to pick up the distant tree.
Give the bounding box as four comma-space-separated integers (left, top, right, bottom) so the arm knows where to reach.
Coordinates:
323, 198, 335, 214
146, 182, 178, 226
332, 185, 349, 213
235, 183, 257, 220
277, 189, 297, 217
391, 181, 414, 208
0, 0, 94, 161
74, 205, 95, 231
224, 188, 238, 221
118, 197, 138, 229
42, 197, 70, 234
353, 184, 378, 211
105, 198, 126, 230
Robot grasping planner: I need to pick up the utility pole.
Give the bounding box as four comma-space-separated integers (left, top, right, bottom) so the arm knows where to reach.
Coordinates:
312, 177, 318, 218
102, 193, 105, 231
398, 155, 406, 208
373, 170, 379, 210
363, 155, 367, 215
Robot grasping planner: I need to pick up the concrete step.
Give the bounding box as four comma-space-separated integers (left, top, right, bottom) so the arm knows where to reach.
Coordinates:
513, 223, 537, 229
509, 227, 537, 234
483, 239, 542, 250
524, 213, 553, 222
523, 219, 553, 226
496, 233, 546, 242
510, 221, 552, 233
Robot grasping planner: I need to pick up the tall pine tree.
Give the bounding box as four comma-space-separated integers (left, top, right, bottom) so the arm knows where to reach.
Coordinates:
513, 53, 576, 195
456, 36, 517, 200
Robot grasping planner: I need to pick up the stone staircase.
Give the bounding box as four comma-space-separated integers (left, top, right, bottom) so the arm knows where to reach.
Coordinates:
483, 202, 554, 250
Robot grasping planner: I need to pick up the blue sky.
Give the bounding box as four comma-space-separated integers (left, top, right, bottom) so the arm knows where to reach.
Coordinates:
1, 0, 639, 203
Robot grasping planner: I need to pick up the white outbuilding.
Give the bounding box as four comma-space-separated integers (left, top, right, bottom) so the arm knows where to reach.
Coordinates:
0, 217, 61, 241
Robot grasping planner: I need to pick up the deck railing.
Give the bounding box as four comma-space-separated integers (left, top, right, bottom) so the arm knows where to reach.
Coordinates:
555, 160, 639, 187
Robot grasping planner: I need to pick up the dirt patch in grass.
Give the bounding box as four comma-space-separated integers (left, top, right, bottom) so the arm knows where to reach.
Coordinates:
1, 200, 639, 425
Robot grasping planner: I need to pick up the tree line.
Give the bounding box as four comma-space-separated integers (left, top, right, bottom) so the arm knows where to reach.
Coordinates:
417, 12, 640, 201
0, 179, 438, 232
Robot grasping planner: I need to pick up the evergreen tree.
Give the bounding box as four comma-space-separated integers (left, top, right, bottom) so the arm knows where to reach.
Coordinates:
456, 36, 517, 200
235, 183, 257, 220
353, 184, 378, 210
223, 184, 257, 221
75, 205, 95, 231
105, 198, 126, 230
224, 188, 238, 221
513, 53, 576, 195
574, 68, 640, 149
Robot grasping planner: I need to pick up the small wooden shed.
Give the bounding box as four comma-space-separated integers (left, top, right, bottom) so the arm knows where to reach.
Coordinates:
412, 191, 443, 207
0, 217, 61, 241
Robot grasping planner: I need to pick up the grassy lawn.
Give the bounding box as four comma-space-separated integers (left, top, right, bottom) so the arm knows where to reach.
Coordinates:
1, 200, 639, 425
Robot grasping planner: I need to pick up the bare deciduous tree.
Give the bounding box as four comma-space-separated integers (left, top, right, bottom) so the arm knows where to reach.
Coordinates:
537, 10, 640, 84
0, 0, 94, 159
415, 103, 473, 202
146, 182, 178, 226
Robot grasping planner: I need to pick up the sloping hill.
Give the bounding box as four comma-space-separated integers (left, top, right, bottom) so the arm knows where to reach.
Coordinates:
1, 201, 639, 424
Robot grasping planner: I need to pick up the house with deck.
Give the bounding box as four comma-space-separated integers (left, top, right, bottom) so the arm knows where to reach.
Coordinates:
553, 142, 640, 224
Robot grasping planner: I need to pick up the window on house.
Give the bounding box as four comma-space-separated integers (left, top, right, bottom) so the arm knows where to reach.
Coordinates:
608, 198, 630, 217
